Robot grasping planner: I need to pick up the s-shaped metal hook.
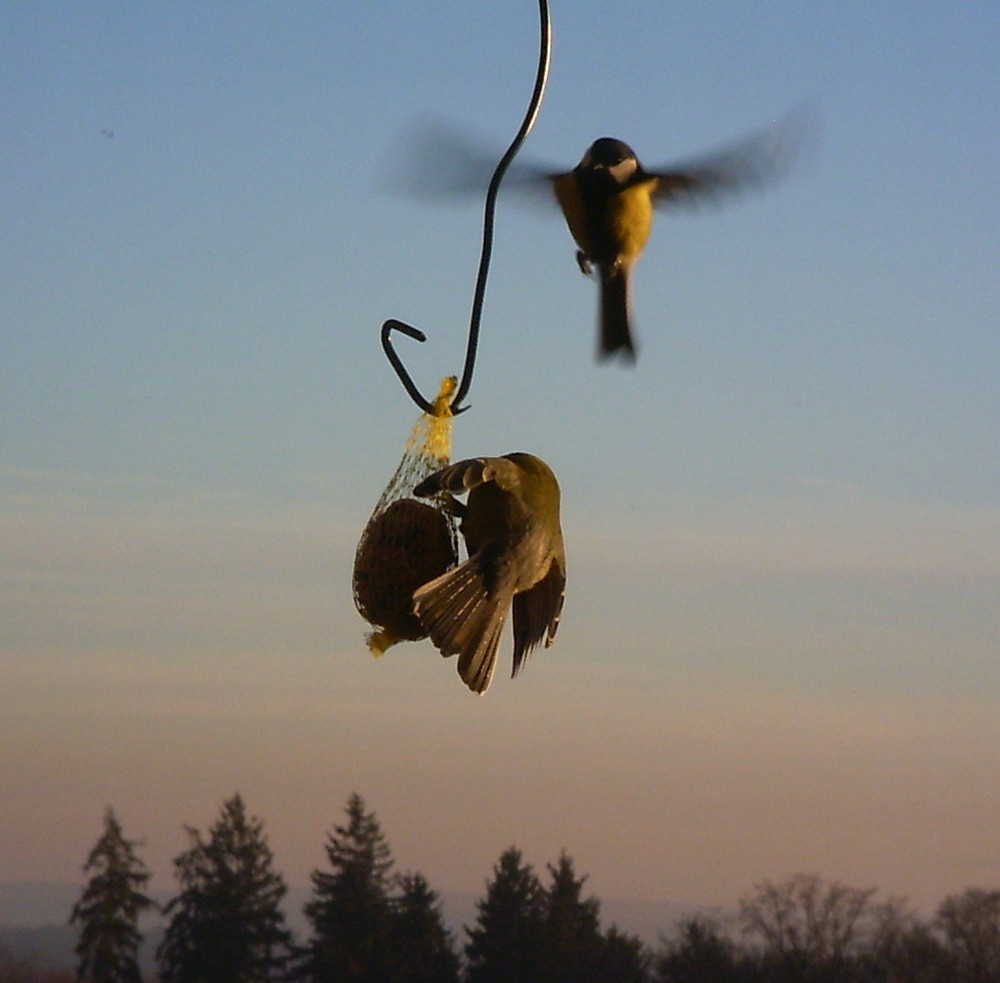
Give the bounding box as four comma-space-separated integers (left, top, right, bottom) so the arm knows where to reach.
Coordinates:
381, 0, 551, 416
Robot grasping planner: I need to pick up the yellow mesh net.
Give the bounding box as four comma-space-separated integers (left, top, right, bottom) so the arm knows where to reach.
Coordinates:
352, 377, 460, 655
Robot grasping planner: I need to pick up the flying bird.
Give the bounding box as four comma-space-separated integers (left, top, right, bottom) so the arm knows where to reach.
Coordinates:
412, 453, 566, 694
394, 105, 813, 362
551, 111, 811, 360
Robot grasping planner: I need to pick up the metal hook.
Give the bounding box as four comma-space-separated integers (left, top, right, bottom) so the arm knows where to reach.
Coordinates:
380, 318, 436, 415
381, 0, 551, 416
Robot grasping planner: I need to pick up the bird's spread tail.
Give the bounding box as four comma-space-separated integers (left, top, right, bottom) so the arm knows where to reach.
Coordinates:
413, 557, 509, 694
599, 265, 636, 360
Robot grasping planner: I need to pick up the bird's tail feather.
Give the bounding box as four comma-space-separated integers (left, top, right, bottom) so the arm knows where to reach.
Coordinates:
599, 266, 636, 360
413, 557, 509, 694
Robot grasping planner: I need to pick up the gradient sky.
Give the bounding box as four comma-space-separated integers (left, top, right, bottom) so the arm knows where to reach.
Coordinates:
2, 2, 999, 919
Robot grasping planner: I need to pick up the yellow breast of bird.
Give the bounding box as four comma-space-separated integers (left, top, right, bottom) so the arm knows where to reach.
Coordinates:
608, 179, 656, 263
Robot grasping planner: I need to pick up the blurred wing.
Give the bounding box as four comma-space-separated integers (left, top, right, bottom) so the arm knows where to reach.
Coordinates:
385, 118, 499, 198
649, 102, 817, 208
510, 552, 566, 677
501, 160, 565, 212
383, 117, 561, 211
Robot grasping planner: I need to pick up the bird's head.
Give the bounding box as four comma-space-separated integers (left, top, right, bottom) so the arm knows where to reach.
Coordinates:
579, 137, 639, 184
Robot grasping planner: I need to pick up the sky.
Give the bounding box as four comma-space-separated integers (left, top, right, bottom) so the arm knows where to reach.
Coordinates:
2, 1, 999, 922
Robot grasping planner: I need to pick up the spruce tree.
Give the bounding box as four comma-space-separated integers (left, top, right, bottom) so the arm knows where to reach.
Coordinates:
653, 917, 736, 983
464, 847, 544, 983
387, 873, 460, 983
298, 793, 395, 983
157, 794, 292, 983
539, 852, 604, 983
598, 925, 650, 983
70, 807, 153, 983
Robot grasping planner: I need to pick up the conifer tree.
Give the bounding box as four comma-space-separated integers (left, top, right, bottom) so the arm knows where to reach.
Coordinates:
157, 794, 292, 983
653, 917, 736, 983
298, 793, 395, 983
598, 925, 651, 983
70, 807, 153, 983
539, 852, 605, 983
464, 847, 544, 983
386, 873, 460, 983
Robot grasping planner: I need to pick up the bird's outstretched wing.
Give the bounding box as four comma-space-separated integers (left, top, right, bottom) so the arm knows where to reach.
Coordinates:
386, 104, 815, 213
383, 117, 561, 210
647, 102, 817, 207
511, 556, 565, 677
413, 456, 523, 497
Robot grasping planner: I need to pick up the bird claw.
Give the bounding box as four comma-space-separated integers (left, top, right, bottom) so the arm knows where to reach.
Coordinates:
575, 250, 593, 277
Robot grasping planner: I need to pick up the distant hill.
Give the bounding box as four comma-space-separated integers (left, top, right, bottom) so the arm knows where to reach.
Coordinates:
0, 883, 162, 972
0, 883, 79, 928
0, 923, 76, 970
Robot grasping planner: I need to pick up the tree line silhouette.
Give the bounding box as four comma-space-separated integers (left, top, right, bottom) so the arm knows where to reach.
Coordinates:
6, 792, 1000, 982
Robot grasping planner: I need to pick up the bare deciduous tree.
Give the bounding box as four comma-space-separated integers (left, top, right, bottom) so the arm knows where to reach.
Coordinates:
738, 872, 876, 969
936, 888, 1000, 983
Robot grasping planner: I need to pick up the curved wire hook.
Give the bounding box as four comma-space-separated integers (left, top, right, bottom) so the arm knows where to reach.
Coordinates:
381, 0, 552, 415
380, 319, 434, 415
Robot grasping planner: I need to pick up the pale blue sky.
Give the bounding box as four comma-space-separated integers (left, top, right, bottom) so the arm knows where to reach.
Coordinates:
2, 2, 999, 915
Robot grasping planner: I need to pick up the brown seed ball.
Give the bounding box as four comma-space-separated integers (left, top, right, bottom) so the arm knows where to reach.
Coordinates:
353, 498, 457, 643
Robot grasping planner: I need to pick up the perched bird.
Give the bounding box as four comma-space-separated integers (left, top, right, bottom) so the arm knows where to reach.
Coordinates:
412, 453, 566, 694
393, 106, 813, 362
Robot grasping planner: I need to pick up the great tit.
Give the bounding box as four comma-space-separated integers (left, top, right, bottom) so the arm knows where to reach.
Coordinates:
412, 453, 566, 694
394, 106, 812, 363
551, 113, 808, 360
